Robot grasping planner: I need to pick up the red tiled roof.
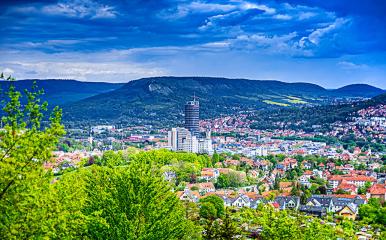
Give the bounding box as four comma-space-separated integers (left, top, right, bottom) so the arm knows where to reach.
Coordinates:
331, 194, 366, 200
328, 175, 376, 182
368, 184, 386, 195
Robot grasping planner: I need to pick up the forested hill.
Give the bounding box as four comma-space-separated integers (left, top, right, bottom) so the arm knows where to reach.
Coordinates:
0, 79, 124, 106
250, 93, 386, 131
331, 84, 385, 97
62, 76, 384, 125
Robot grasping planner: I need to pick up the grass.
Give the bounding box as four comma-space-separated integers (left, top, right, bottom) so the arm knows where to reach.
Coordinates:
285, 98, 308, 104
263, 100, 290, 107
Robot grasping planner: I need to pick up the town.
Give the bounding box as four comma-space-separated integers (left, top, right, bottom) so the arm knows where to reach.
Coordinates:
45, 97, 386, 239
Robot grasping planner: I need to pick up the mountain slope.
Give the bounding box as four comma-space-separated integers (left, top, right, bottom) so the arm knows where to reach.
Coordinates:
0, 79, 124, 106
250, 93, 386, 131
332, 84, 385, 97
63, 76, 365, 125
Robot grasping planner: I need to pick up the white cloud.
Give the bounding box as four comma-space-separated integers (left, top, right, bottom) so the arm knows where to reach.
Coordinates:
307, 18, 348, 44
41, 0, 117, 19
274, 14, 292, 20
159, 1, 237, 20
187, 2, 236, 13
240, 2, 276, 14
198, 32, 310, 57
298, 11, 317, 20
0, 50, 167, 82
160, 0, 276, 20
2, 67, 15, 75
296, 17, 349, 51
338, 61, 368, 70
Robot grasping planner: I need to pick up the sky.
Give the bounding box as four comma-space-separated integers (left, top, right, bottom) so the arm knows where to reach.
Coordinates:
0, 0, 385, 88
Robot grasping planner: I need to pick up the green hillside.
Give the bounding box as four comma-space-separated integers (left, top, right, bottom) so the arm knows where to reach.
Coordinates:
62, 77, 379, 125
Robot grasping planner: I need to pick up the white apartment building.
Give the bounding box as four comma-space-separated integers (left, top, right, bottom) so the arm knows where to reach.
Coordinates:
168, 128, 212, 154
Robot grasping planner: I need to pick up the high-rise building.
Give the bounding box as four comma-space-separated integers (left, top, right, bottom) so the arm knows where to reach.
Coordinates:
184, 96, 199, 135
168, 128, 178, 151
166, 96, 212, 154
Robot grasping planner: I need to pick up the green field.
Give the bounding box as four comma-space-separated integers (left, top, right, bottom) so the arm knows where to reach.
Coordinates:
263, 100, 290, 106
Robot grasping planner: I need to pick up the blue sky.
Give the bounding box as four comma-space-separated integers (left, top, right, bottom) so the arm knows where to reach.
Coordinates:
0, 0, 385, 88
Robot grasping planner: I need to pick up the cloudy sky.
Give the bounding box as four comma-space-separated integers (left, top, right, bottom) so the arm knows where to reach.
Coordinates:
1, 0, 385, 88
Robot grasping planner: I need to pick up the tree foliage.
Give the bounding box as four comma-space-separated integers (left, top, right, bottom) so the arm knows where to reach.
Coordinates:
0, 76, 66, 238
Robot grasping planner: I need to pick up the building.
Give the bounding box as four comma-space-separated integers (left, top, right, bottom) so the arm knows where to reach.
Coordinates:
299, 205, 327, 217
177, 188, 200, 203
168, 128, 179, 151
366, 184, 386, 203
274, 196, 300, 210
305, 195, 365, 214
197, 131, 213, 154
185, 97, 200, 135
167, 97, 213, 154
168, 127, 197, 152
337, 204, 357, 220
168, 127, 212, 154
328, 175, 376, 188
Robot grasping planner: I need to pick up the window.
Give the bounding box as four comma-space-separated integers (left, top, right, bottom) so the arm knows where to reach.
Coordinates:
288, 201, 295, 208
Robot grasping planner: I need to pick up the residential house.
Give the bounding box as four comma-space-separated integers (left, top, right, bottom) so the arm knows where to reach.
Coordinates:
163, 171, 176, 182
366, 184, 386, 203
301, 160, 312, 169
337, 204, 357, 220
187, 182, 215, 195
298, 172, 312, 188
328, 175, 376, 188
224, 159, 240, 167
276, 158, 298, 171
257, 160, 271, 171
306, 195, 335, 212
199, 168, 220, 181
177, 188, 200, 203
334, 180, 358, 194
279, 182, 294, 192
299, 205, 327, 217
274, 196, 300, 210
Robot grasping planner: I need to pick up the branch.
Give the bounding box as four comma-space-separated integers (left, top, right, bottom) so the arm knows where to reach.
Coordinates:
0, 151, 37, 200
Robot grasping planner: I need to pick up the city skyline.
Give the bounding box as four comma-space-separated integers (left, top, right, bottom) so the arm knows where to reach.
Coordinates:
1, 0, 386, 88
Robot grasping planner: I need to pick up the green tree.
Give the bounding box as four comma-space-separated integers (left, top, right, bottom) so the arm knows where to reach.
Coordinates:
200, 195, 225, 219
96, 150, 127, 167
0, 76, 65, 238
359, 198, 386, 226
358, 181, 372, 194
212, 151, 220, 165
216, 174, 230, 188
82, 159, 192, 239
200, 202, 218, 220
219, 208, 241, 239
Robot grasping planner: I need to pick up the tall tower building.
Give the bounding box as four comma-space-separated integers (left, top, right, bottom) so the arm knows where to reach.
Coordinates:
184, 96, 199, 135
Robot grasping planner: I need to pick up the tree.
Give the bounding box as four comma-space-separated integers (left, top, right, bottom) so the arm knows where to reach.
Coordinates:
301, 189, 312, 204
212, 151, 220, 165
358, 181, 372, 194
216, 174, 230, 188
200, 202, 218, 220
202, 219, 221, 240
200, 195, 225, 219
219, 209, 241, 239
359, 198, 386, 226
0, 75, 65, 238
82, 159, 193, 239
96, 150, 127, 167
290, 184, 300, 196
